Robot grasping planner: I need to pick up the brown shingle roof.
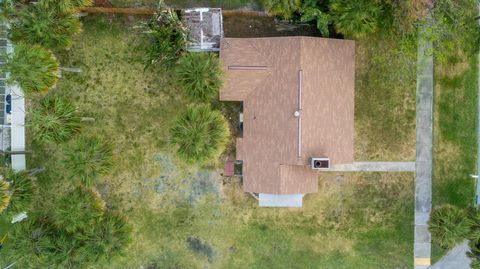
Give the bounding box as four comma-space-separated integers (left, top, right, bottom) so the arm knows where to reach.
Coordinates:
220, 36, 355, 194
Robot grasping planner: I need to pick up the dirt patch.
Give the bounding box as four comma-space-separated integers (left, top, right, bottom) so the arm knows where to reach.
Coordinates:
186, 236, 216, 262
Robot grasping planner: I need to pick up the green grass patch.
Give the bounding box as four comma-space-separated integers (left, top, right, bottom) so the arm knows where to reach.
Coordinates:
431, 53, 478, 261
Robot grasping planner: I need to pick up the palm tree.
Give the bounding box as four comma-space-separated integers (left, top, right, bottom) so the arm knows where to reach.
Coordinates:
63, 136, 113, 186
9, 4, 81, 50
0, 180, 11, 213
330, 0, 383, 38
429, 204, 470, 249
81, 210, 132, 264
29, 96, 81, 143
38, 0, 93, 14
5, 43, 59, 94
170, 104, 230, 163
141, 7, 188, 68
3, 170, 36, 217
175, 53, 223, 101
52, 187, 104, 234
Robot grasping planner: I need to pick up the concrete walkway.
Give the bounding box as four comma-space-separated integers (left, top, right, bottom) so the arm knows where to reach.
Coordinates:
330, 162, 415, 172
414, 25, 434, 269
428, 241, 471, 269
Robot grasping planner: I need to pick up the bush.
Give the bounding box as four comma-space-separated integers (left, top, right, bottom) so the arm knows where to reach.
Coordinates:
175, 53, 223, 101
38, 0, 93, 15
29, 96, 81, 143
141, 8, 188, 68
429, 204, 470, 249
52, 187, 104, 234
9, 4, 81, 50
63, 136, 113, 186
170, 105, 230, 163
330, 0, 383, 38
4, 43, 59, 94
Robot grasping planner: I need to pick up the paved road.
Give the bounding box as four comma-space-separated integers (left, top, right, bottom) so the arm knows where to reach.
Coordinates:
428, 241, 471, 269
414, 25, 434, 269
330, 162, 415, 172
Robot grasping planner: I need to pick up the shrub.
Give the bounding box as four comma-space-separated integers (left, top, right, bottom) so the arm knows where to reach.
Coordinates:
170, 105, 230, 163
175, 53, 223, 101
9, 4, 81, 50
141, 8, 188, 68
63, 136, 113, 186
4, 170, 36, 217
29, 96, 81, 143
330, 0, 383, 38
52, 187, 104, 234
429, 204, 470, 249
300, 6, 331, 36
4, 43, 59, 94
263, 0, 301, 20
38, 0, 93, 14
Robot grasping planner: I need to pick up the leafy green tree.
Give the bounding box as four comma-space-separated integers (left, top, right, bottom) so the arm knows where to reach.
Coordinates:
4, 43, 59, 94
170, 105, 230, 163
263, 0, 301, 20
175, 53, 223, 101
300, 6, 331, 36
63, 136, 113, 186
29, 96, 81, 143
418, 0, 479, 63
9, 4, 81, 50
52, 187, 104, 234
38, 0, 93, 14
330, 0, 383, 38
429, 204, 470, 249
142, 8, 188, 68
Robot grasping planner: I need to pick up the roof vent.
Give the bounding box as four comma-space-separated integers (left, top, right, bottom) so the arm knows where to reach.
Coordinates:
309, 157, 330, 170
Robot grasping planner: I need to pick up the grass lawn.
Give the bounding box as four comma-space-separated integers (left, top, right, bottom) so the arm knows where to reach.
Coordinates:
431, 53, 478, 261
12, 14, 416, 269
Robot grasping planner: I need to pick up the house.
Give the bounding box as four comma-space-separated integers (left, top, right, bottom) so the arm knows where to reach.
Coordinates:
181, 8, 223, 52
219, 36, 355, 207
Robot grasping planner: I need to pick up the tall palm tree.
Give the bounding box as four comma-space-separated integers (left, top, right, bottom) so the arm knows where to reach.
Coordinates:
5, 43, 59, 94
9, 4, 81, 50
29, 96, 81, 143
170, 104, 230, 163
175, 53, 223, 101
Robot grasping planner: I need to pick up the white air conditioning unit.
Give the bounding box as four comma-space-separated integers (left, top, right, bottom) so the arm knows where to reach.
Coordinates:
309, 157, 330, 170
